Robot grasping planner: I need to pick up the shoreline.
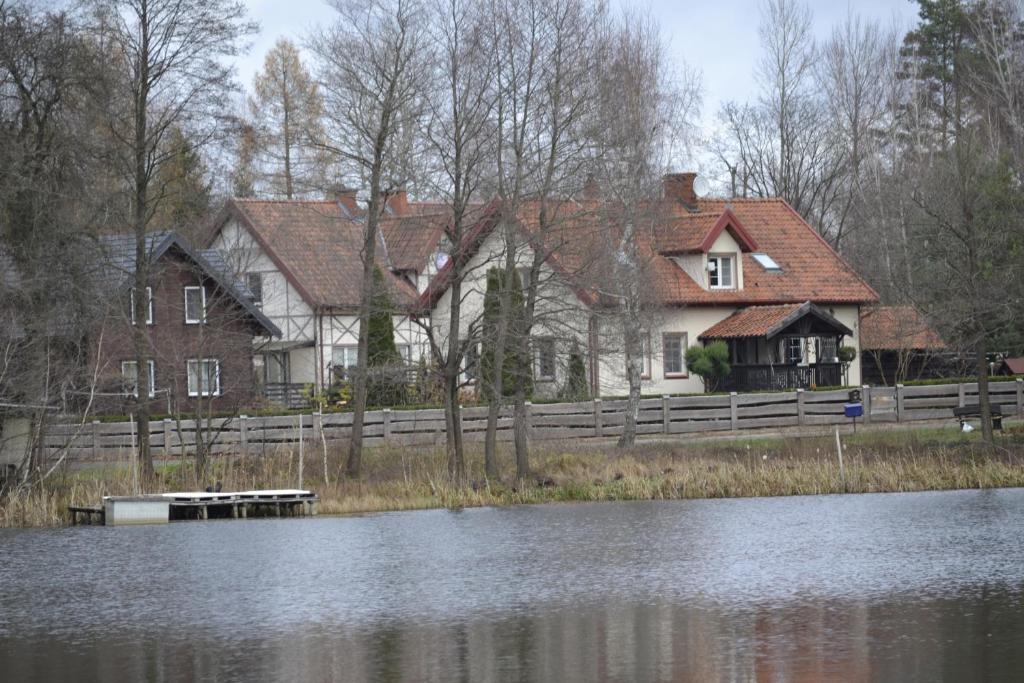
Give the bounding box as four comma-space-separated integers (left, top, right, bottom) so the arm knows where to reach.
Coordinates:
3, 423, 1024, 528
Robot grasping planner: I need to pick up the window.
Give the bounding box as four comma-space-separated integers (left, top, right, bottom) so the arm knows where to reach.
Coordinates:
752, 253, 782, 272
535, 337, 556, 381
516, 267, 532, 296
628, 334, 651, 379
663, 333, 687, 377
786, 337, 804, 364
129, 287, 154, 325
187, 359, 220, 397
184, 286, 206, 324
819, 337, 838, 362
463, 341, 479, 382
246, 273, 263, 307
121, 360, 155, 398
331, 346, 359, 379
708, 254, 735, 289
396, 344, 412, 364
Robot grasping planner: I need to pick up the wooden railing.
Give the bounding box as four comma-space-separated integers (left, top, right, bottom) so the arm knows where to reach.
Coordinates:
39, 379, 1024, 459
722, 363, 842, 392
263, 383, 310, 410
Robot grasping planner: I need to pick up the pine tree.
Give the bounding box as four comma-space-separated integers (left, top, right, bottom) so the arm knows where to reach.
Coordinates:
249, 38, 327, 198
366, 266, 403, 406
480, 268, 532, 399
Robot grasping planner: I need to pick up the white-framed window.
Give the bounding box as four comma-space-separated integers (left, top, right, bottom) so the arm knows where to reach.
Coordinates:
663, 333, 687, 377
187, 359, 220, 397
640, 334, 651, 379
534, 337, 556, 381
786, 337, 804, 364
462, 340, 479, 382
396, 343, 412, 364
121, 359, 156, 398
184, 286, 206, 324
331, 345, 359, 379
516, 266, 532, 296
129, 287, 154, 325
246, 273, 263, 308
708, 254, 735, 289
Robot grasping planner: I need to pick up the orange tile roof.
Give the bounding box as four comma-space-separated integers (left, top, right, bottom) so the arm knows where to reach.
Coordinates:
700, 303, 807, 338
859, 305, 946, 350
220, 199, 420, 311
381, 212, 448, 272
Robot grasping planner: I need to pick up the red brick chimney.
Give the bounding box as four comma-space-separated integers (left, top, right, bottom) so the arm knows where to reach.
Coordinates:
662, 172, 698, 205
327, 185, 360, 214
388, 189, 409, 215
582, 174, 600, 200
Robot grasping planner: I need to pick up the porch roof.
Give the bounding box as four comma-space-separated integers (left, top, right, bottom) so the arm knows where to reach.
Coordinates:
699, 301, 852, 341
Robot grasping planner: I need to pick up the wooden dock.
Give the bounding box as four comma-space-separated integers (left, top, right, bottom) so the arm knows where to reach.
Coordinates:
70, 489, 319, 526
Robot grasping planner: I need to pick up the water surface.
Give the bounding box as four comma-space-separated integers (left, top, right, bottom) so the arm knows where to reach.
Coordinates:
2, 489, 1024, 681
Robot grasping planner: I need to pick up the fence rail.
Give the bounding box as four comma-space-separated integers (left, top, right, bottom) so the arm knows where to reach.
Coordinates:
39, 379, 1024, 460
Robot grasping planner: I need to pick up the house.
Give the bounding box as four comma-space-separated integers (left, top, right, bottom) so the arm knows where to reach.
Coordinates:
206, 191, 441, 406
89, 232, 281, 414
422, 172, 879, 395
994, 357, 1024, 376
859, 305, 951, 385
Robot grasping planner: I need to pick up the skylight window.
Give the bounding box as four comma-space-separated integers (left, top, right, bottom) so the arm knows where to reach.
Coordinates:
752, 253, 782, 272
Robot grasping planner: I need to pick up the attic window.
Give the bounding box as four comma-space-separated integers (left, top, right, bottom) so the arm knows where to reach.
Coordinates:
752, 253, 782, 272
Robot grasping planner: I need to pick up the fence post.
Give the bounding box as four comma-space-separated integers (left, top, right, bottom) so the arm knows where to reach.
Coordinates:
796, 388, 805, 426
1017, 378, 1023, 417
862, 385, 872, 424
312, 411, 323, 442
91, 420, 100, 459
958, 382, 966, 408
729, 392, 739, 431
593, 398, 603, 437
896, 384, 905, 422
239, 415, 248, 456
382, 408, 392, 440
662, 395, 670, 434
163, 419, 172, 457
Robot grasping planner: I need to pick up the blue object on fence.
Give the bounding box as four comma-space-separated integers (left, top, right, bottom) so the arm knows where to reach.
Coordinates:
844, 403, 863, 418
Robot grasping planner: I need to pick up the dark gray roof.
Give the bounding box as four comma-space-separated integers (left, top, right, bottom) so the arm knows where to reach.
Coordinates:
96, 232, 280, 338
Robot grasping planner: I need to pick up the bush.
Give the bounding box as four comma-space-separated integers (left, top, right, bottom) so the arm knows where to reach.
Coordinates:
685, 341, 731, 392
561, 346, 589, 401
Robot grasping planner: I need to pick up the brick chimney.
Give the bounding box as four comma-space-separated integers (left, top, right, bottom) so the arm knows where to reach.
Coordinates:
388, 189, 409, 215
582, 174, 600, 200
326, 185, 359, 214
662, 172, 698, 205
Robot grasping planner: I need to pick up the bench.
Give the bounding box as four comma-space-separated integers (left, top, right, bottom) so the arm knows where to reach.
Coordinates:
953, 404, 1003, 431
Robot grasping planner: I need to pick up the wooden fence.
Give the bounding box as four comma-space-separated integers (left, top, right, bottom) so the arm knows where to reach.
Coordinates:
41, 379, 1024, 460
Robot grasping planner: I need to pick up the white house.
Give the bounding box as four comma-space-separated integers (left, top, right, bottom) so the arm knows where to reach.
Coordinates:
207, 172, 878, 406
208, 193, 440, 406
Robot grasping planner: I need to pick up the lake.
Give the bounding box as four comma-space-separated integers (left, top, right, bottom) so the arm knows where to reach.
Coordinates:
2, 489, 1024, 682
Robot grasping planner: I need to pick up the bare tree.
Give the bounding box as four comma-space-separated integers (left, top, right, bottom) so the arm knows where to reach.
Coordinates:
249, 38, 327, 199
589, 9, 699, 448
88, 0, 254, 484
416, 0, 497, 482
311, 0, 428, 478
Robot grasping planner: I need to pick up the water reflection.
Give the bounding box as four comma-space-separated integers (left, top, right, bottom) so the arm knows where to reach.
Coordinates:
2, 490, 1024, 682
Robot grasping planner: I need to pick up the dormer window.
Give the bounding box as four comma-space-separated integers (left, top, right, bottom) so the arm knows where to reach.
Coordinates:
708, 254, 735, 289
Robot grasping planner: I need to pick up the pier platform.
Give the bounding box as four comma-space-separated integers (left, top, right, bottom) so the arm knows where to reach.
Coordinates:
72, 489, 318, 526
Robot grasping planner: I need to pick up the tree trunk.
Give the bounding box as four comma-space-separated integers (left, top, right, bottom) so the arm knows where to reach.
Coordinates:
976, 339, 994, 446
132, 24, 153, 487
346, 191, 381, 478
618, 326, 641, 449
513, 388, 529, 481
443, 276, 466, 483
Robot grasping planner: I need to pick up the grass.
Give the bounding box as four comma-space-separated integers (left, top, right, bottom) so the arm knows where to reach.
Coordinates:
3, 424, 1024, 528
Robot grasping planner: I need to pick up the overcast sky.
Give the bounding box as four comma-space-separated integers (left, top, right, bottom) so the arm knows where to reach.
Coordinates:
237, 0, 918, 177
